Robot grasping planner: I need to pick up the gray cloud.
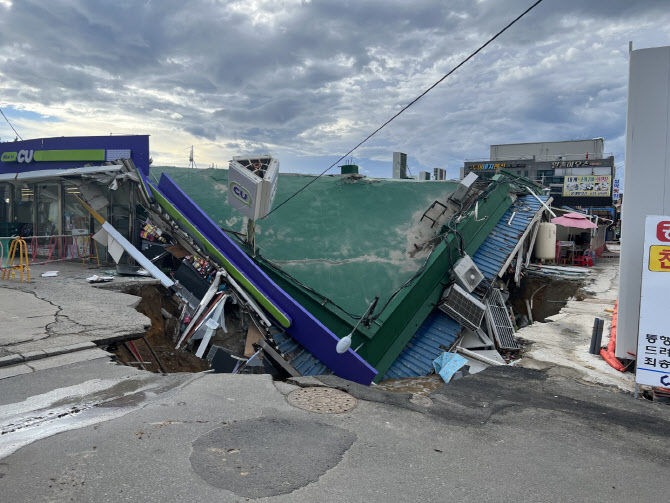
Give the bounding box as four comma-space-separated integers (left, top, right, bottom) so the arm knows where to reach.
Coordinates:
1, 0, 669, 177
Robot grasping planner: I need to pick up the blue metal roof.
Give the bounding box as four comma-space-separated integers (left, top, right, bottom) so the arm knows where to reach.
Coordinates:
472, 194, 548, 283
383, 311, 461, 379
383, 194, 548, 380
271, 331, 333, 377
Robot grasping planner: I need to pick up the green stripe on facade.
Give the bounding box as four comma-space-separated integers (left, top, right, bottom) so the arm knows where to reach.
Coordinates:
152, 189, 291, 328
135, 166, 153, 200
33, 149, 105, 162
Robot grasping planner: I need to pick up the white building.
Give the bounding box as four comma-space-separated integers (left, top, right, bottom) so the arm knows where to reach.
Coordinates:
490, 139, 605, 162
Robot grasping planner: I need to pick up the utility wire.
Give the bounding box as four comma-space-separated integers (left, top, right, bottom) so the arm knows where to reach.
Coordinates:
0, 107, 23, 141
262, 0, 545, 219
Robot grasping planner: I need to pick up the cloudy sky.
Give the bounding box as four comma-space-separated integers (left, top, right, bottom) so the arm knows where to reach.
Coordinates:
1, 0, 669, 179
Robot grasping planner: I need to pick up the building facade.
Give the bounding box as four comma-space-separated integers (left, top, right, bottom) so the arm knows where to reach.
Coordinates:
461, 140, 616, 208
0, 135, 150, 262
392, 152, 407, 179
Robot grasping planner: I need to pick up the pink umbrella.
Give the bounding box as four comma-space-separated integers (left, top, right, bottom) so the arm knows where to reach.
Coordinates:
551, 212, 597, 229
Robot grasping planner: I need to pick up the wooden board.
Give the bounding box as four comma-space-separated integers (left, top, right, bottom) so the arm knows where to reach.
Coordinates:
244, 323, 264, 357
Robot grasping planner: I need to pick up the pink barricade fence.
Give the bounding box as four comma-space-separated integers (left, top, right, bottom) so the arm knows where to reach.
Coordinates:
0, 234, 100, 268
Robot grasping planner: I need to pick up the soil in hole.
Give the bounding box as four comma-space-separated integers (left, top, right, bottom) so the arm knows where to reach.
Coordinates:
109, 284, 211, 373
508, 275, 583, 323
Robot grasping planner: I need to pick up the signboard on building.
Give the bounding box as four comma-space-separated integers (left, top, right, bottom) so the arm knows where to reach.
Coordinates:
469, 162, 525, 170
636, 215, 670, 389
562, 175, 611, 197
227, 156, 279, 220
0, 136, 150, 175
551, 160, 605, 168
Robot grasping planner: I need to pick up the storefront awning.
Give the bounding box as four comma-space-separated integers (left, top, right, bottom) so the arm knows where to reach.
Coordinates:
0, 164, 124, 182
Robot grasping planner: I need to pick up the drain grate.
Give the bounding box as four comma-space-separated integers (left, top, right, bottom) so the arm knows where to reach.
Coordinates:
286, 387, 357, 414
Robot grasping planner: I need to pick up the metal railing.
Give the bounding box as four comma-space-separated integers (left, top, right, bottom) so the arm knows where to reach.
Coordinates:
0, 233, 100, 269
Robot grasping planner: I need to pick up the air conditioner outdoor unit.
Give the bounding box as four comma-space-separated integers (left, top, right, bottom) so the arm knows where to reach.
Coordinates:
437, 284, 486, 331
452, 254, 485, 293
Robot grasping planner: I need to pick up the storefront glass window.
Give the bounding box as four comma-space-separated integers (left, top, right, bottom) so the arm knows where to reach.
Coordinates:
63, 184, 90, 236
0, 184, 11, 224
110, 182, 132, 264
14, 184, 34, 236
36, 183, 61, 236
110, 182, 131, 239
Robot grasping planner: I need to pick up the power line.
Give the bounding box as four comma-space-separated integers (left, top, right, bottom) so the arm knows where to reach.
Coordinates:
262, 0, 545, 219
0, 107, 23, 141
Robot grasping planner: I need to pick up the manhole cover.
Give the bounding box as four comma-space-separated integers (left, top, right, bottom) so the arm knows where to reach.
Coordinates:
287, 387, 357, 414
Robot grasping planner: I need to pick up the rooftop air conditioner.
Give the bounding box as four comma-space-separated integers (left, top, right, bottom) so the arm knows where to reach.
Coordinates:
437, 284, 486, 331
452, 254, 485, 293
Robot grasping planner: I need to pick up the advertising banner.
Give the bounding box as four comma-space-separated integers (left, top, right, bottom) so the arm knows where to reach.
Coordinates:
636, 215, 670, 389
562, 175, 611, 197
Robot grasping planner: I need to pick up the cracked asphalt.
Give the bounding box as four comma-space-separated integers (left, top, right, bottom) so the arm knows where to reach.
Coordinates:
0, 358, 668, 503
0, 262, 153, 364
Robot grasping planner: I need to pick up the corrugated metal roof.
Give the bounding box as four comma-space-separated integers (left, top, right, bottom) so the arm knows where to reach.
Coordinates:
472, 195, 547, 283
383, 194, 548, 380
271, 331, 333, 377
383, 311, 461, 379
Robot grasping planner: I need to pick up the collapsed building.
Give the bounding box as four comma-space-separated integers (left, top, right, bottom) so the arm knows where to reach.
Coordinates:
1, 135, 606, 385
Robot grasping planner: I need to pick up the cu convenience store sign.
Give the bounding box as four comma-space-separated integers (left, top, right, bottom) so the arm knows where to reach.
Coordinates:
636, 215, 670, 388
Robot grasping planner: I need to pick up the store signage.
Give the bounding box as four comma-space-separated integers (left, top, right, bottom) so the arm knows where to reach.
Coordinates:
657, 221, 670, 242
0, 149, 106, 163
230, 181, 252, 206
470, 162, 525, 170
551, 160, 605, 168
636, 215, 670, 389
562, 175, 611, 197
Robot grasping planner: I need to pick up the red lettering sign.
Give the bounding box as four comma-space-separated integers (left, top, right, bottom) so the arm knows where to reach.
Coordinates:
657, 221, 670, 242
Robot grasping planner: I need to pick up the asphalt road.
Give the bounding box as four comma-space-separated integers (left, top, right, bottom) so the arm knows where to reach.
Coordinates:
0, 360, 668, 503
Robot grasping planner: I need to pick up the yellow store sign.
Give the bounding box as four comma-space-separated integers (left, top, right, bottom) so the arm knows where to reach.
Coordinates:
648, 245, 670, 272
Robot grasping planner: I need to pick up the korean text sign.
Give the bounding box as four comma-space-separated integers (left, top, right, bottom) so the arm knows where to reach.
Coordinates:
562, 175, 611, 197
636, 215, 670, 389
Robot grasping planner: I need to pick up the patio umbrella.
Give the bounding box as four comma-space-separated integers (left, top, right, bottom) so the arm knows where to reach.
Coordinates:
550, 212, 597, 229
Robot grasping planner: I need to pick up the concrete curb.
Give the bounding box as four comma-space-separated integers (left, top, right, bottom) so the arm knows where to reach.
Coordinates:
0, 341, 97, 368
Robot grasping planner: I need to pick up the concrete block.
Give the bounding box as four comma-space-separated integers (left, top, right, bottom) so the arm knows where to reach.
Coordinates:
20, 350, 48, 362
0, 354, 23, 368
43, 341, 97, 357
0, 363, 33, 380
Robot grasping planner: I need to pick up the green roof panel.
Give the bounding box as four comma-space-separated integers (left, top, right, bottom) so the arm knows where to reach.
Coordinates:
153, 167, 457, 318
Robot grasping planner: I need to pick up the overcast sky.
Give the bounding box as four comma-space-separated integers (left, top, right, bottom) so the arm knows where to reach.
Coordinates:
1, 0, 669, 179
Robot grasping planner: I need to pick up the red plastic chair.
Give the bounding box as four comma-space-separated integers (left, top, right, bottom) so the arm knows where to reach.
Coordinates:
574, 251, 594, 267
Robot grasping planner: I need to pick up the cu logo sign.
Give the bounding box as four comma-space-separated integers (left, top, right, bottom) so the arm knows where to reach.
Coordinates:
230, 181, 251, 206
657, 221, 670, 242
661, 375, 670, 387
17, 150, 34, 163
